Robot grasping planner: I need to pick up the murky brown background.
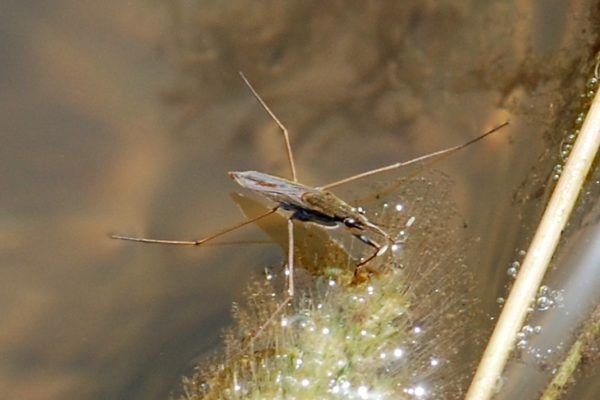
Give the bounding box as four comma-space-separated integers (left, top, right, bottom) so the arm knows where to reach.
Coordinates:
1, 1, 598, 399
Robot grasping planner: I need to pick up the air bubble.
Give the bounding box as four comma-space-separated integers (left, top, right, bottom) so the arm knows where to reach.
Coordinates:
264, 268, 274, 281
536, 296, 553, 311
507, 260, 520, 277
406, 385, 427, 397
357, 385, 369, 398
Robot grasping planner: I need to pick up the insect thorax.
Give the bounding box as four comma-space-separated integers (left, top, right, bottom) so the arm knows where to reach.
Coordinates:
301, 191, 363, 223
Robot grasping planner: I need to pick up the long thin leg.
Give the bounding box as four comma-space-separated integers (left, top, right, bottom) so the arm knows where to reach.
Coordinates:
320, 122, 509, 190
352, 233, 383, 267
238, 71, 298, 182
110, 207, 279, 246
286, 218, 295, 296
248, 218, 295, 342
250, 294, 291, 342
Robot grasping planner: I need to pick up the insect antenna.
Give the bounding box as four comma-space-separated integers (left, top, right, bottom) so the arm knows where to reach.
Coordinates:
320, 121, 509, 190
238, 72, 298, 182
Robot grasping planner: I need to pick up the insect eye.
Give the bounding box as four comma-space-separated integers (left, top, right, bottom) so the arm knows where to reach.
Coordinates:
344, 218, 361, 229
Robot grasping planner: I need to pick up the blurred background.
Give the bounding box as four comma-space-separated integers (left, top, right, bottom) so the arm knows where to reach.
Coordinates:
1, 1, 598, 399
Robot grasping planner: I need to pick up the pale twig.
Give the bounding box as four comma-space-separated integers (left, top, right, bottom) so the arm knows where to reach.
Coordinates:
466, 70, 600, 399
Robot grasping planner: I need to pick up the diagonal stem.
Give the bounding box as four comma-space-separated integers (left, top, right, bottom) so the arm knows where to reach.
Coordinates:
466, 66, 600, 400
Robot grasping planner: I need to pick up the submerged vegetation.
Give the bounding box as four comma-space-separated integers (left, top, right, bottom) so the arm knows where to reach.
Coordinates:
181, 174, 482, 399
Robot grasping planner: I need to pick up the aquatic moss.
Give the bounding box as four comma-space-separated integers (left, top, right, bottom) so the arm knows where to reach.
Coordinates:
181, 174, 480, 399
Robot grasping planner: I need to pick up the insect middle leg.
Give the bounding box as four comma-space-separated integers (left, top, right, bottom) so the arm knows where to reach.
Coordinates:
319, 122, 509, 190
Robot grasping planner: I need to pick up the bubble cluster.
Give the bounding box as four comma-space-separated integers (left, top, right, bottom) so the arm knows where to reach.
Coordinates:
534, 285, 564, 311
506, 261, 520, 278
553, 69, 599, 180
515, 324, 543, 350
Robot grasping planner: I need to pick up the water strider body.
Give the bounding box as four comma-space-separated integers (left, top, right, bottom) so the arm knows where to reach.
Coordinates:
112, 71, 508, 305
229, 170, 393, 265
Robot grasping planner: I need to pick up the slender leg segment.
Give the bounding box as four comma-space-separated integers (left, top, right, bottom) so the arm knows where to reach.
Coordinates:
353, 233, 383, 267
239, 72, 300, 326
238, 72, 298, 182
286, 218, 295, 296
247, 220, 295, 343
320, 122, 509, 190
251, 294, 291, 343
111, 207, 279, 246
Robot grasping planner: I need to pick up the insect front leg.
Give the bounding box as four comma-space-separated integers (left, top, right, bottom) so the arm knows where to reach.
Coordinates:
354, 233, 386, 265
351, 233, 387, 284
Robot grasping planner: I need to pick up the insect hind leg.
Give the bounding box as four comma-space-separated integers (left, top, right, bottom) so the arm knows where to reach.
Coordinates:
248, 218, 295, 344
110, 207, 279, 246
238, 72, 298, 182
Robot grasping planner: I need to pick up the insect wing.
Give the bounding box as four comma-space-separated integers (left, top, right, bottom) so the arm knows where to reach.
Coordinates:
229, 171, 317, 209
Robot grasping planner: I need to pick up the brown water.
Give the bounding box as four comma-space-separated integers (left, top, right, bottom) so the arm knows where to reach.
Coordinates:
1, 1, 598, 399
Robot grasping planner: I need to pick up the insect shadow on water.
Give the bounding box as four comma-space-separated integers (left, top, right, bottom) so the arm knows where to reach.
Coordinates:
112, 72, 508, 339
